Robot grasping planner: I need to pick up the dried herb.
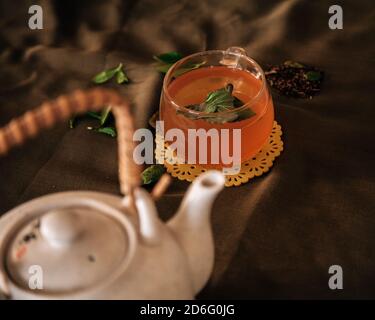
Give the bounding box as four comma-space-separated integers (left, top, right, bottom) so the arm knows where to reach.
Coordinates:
92, 63, 129, 84
141, 164, 166, 185
283, 60, 304, 68
177, 83, 256, 124
265, 61, 324, 98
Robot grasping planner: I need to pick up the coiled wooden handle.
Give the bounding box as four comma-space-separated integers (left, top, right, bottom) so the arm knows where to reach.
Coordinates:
0, 88, 141, 199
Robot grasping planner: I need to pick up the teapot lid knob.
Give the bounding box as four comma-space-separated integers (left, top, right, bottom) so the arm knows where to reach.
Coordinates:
40, 209, 82, 247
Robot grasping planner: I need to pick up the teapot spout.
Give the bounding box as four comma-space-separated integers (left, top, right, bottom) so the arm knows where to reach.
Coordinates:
167, 171, 225, 294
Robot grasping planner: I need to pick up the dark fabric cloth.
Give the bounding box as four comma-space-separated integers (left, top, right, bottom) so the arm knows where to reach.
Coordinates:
0, 0, 374, 299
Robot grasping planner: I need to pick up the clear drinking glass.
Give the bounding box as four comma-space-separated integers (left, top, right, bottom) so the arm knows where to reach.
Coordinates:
159, 47, 274, 169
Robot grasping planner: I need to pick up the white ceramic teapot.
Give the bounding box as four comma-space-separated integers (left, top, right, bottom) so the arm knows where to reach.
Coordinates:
0, 88, 225, 299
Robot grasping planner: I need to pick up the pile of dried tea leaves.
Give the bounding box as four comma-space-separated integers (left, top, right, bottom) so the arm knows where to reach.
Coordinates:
265, 61, 324, 99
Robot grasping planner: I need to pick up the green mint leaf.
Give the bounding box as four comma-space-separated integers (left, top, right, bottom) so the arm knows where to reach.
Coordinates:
233, 96, 243, 107
236, 107, 256, 121
186, 104, 205, 112
178, 83, 256, 124
116, 70, 128, 84
153, 52, 183, 64
153, 51, 182, 75
204, 87, 234, 113
284, 60, 305, 68
86, 111, 102, 120
97, 126, 117, 137
92, 68, 118, 84
305, 70, 322, 81
114, 63, 123, 72
88, 126, 117, 137
100, 106, 112, 126
176, 104, 204, 120
69, 118, 76, 129
176, 110, 199, 120
141, 164, 166, 185
92, 63, 128, 84
205, 109, 239, 124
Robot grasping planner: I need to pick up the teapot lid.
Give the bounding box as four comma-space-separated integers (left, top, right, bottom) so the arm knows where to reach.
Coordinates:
3, 196, 137, 295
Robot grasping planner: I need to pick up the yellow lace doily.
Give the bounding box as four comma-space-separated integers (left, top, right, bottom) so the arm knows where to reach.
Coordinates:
155, 121, 284, 187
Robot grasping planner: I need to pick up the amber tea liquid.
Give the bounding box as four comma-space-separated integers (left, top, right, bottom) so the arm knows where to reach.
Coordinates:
160, 66, 274, 168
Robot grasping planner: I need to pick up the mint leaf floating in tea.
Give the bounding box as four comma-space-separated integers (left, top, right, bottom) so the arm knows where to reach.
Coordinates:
177, 83, 256, 124
204, 84, 235, 113
92, 63, 129, 84
265, 60, 324, 98
141, 164, 166, 185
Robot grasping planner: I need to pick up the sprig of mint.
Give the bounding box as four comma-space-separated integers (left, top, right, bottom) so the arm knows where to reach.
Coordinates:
141, 164, 166, 185
69, 64, 129, 137
177, 84, 256, 124
92, 63, 128, 84
69, 107, 116, 137
153, 51, 206, 76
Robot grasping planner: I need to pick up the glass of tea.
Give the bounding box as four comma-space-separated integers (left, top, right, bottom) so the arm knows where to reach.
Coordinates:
159, 47, 274, 172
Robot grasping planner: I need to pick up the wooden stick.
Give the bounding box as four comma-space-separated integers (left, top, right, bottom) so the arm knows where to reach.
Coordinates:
151, 174, 172, 201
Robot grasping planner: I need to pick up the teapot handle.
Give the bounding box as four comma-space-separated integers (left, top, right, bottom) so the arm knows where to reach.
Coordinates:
0, 88, 141, 203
